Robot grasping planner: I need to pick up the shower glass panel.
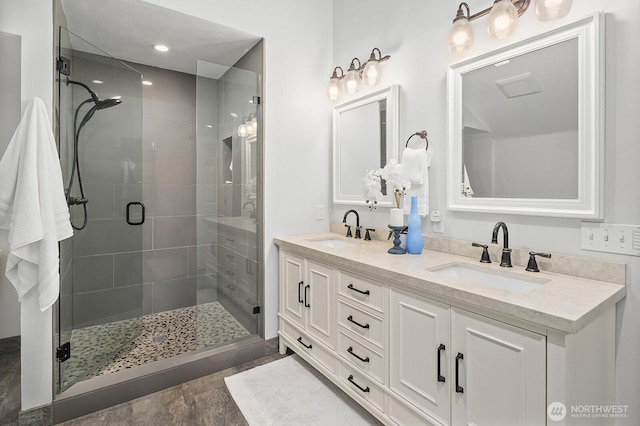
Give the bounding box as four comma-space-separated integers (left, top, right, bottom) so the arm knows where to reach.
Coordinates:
195, 60, 262, 348
57, 27, 144, 392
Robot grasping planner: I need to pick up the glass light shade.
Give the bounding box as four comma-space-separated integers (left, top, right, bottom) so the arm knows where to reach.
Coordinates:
535, 0, 572, 21
248, 117, 257, 135
362, 61, 381, 86
237, 122, 248, 137
326, 76, 342, 100
487, 0, 519, 39
343, 69, 361, 94
448, 18, 474, 53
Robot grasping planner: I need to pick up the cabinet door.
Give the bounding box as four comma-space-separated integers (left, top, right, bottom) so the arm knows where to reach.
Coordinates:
389, 288, 451, 425
306, 260, 335, 348
281, 252, 305, 327
451, 308, 545, 426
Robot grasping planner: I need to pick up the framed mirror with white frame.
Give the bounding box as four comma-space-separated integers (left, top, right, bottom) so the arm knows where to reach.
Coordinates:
447, 13, 604, 218
333, 84, 399, 206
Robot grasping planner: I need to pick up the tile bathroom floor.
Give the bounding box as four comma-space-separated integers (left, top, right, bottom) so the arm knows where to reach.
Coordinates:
0, 338, 20, 426
60, 301, 251, 388
57, 352, 285, 425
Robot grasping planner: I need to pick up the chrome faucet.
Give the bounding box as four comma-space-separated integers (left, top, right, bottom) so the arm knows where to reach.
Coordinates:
491, 221, 512, 267
343, 209, 361, 238
243, 200, 256, 219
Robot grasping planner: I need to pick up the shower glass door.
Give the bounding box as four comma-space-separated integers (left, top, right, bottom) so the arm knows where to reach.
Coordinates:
56, 27, 144, 392
195, 59, 262, 349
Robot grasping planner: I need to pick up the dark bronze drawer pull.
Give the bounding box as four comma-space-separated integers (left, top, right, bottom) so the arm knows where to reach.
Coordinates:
347, 375, 370, 393
347, 315, 369, 329
437, 344, 446, 383
297, 336, 312, 349
347, 346, 370, 363
455, 352, 464, 393
347, 283, 370, 295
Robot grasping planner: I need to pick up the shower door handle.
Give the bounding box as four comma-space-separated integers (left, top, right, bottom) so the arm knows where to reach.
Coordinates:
126, 202, 145, 225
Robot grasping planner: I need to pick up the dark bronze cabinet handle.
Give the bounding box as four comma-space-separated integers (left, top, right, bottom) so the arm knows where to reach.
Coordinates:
455, 352, 464, 393
347, 283, 370, 295
297, 336, 312, 349
304, 285, 310, 308
347, 346, 370, 363
298, 281, 304, 303
347, 315, 370, 329
437, 344, 446, 383
347, 375, 370, 393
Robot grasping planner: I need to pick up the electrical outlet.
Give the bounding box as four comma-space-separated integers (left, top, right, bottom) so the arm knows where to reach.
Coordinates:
316, 204, 325, 220
433, 221, 444, 234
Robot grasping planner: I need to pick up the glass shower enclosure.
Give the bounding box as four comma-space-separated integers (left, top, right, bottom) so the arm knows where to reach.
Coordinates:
56, 27, 263, 393
57, 27, 144, 391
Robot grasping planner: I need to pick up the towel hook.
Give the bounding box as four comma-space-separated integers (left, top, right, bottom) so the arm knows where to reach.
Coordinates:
405, 130, 429, 151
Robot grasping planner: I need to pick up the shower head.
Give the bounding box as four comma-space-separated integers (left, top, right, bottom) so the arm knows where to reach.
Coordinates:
66, 78, 123, 109
95, 98, 122, 110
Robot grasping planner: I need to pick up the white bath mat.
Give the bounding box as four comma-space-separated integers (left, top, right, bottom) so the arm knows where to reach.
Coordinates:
225, 355, 377, 426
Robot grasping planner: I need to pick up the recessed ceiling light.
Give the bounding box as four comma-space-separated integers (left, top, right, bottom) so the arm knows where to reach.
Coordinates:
111, 95, 122, 100
142, 80, 153, 86
230, 113, 239, 118
153, 44, 169, 52
92, 80, 104, 84
206, 124, 213, 128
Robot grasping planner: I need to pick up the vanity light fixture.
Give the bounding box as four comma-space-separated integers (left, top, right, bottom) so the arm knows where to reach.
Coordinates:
237, 114, 258, 137
448, 3, 474, 53
362, 48, 391, 86
449, 0, 572, 52
326, 66, 344, 100
448, 0, 529, 53
237, 118, 249, 138
535, 0, 572, 21
326, 48, 392, 100
343, 58, 363, 95
487, 0, 520, 39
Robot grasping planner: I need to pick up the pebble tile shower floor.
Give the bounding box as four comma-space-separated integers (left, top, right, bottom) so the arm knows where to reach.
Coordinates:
60, 302, 251, 388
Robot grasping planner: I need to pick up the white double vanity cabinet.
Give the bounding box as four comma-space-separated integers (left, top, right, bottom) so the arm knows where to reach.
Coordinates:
275, 233, 625, 426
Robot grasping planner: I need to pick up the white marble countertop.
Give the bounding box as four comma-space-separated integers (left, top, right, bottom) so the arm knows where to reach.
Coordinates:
203, 216, 256, 233
274, 232, 626, 334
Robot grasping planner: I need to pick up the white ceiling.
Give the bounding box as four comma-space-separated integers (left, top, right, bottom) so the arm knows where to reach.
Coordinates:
463, 37, 579, 138
61, 0, 262, 79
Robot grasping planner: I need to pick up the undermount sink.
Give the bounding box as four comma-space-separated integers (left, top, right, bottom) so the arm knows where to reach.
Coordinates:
431, 263, 548, 294
306, 237, 356, 249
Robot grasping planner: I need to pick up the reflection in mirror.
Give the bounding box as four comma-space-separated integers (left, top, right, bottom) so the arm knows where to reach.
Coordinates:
333, 85, 398, 206
463, 38, 578, 199
448, 13, 604, 218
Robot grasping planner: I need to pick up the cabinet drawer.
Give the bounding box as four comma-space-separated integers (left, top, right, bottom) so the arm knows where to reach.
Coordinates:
338, 271, 384, 312
387, 394, 438, 426
337, 360, 384, 413
337, 330, 383, 384
220, 281, 258, 316
281, 321, 335, 373
338, 301, 384, 349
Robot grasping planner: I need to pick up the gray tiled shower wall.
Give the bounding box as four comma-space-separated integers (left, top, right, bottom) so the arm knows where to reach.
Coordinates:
68, 56, 215, 328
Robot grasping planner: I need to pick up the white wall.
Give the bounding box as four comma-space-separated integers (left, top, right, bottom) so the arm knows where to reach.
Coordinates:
0, 0, 55, 411
331, 1, 640, 423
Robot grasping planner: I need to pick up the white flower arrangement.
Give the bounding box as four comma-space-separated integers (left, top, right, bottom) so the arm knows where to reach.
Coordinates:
363, 159, 411, 210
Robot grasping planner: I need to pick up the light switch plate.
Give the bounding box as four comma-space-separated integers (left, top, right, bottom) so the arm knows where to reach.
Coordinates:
581, 222, 640, 256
